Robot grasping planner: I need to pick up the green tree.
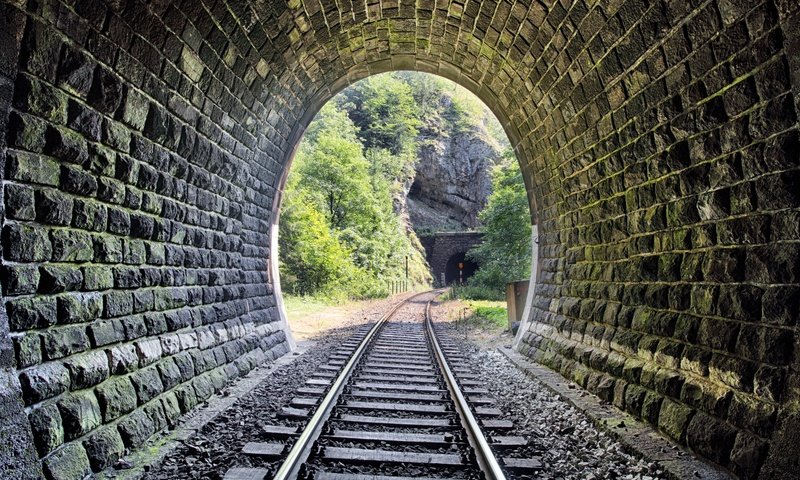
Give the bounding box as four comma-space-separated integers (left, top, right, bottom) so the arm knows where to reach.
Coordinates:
339, 73, 421, 155
280, 100, 432, 299
278, 193, 363, 296
467, 154, 532, 294
295, 104, 378, 231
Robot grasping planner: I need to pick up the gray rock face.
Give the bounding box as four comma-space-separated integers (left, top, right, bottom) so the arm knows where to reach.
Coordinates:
408, 126, 502, 231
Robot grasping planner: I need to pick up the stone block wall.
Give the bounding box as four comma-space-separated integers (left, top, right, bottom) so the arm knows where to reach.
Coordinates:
515, 2, 800, 479
418, 232, 483, 286
0, 0, 290, 476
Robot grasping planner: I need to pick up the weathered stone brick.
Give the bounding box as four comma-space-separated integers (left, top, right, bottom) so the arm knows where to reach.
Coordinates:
173, 383, 198, 413
20, 19, 61, 80
7, 296, 57, 330
123, 239, 146, 264
172, 351, 195, 381
66, 98, 102, 141
686, 412, 737, 464
39, 265, 83, 293
82, 266, 113, 290
103, 118, 131, 152
14, 333, 42, 368
4, 183, 36, 220
161, 392, 182, 426
107, 207, 131, 235
6, 111, 46, 152
45, 125, 89, 166
28, 404, 63, 456
730, 431, 768, 480
97, 177, 126, 204
58, 294, 103, 323
71, 199, 107, 232
103, 291, 133, 318
42, 325, 90, 360
130, 366, 164, 405
2, 264, 40, 295
57, 47, 95, 97
130, 213, 155, 239
156, 358, 182, 390
19, 362, 70, 404
82, 425, 125, 472
93, 234, 123, 263
658, 398, 694, 443
107, 344, 138, 374
87, 320, 126, 347
123, 186, 142, 210
3, 223, 52, 262
88, 65, 124, 114
41, 442, 91, 480
35, 188, 73, 226
120, 87, 149, 130
63, 350, 109, 389
132, 290, 154, 313
728, 393, 776, 437
710, 353, 755, 391
113, 266, 141, 289
117, 409, 154, 448
122, 315, 147, 340
50, 230, 94, 262
60, 165, 98, 196
135, 338, 162, 367
57, 391, 102, 440
14, 74, 67, 123
95, 377, 137, 422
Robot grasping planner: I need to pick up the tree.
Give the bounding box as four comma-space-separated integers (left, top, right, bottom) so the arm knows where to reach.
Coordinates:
278, 193, 362, 296
467, 154, 532, 294
279, 99, 432, 299
338, 73, 421, 155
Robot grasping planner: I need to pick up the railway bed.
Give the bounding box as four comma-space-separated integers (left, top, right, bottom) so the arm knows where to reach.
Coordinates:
223, 291, 541, 480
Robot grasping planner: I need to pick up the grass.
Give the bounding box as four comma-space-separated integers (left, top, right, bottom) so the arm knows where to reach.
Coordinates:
281, 295, 334, 317
448, 284, 505, 301
452, 299, 508, 331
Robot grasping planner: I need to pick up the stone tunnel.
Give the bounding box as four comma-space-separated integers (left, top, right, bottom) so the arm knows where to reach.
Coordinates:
419, 231, 483, 286
0, 0, 798, 478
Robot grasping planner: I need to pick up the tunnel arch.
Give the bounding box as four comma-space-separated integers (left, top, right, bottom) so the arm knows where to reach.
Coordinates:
0, 1, 798, 478
444, 251, 479, 285
269, 67, 538, 340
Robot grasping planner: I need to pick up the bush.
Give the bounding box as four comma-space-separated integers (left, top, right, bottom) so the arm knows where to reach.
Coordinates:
447, 284, 505, 302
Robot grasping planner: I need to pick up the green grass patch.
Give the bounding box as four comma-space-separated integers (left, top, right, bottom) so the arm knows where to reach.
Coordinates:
447, 284, 505, 301
282, 295, 337, 318
452, 299, 508, 331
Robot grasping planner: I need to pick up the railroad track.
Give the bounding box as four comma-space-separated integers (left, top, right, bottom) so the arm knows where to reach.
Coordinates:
224, 290, 542, 480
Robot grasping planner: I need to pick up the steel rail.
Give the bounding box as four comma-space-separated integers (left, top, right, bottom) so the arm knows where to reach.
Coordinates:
272, 291, 430, 480
424, 292, 508, 480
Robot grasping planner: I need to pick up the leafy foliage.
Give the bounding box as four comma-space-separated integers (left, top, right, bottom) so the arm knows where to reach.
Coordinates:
466, 154, 532, 296
279, 102, 431, 301
279, 71, 521, 301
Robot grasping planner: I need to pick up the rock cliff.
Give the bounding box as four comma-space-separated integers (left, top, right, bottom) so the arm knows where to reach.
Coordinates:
406, 117, 505, 232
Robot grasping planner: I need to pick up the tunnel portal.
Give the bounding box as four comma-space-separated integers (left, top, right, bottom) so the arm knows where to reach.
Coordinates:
0, 1, 798, 479
419, 232, 484, 287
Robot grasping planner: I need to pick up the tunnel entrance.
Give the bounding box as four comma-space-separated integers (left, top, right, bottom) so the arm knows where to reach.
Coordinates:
444, 252, 478, 285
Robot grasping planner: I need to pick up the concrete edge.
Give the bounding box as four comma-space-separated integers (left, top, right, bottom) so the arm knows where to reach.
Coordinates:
497, 347, 734, 480
95, 341, 316, 480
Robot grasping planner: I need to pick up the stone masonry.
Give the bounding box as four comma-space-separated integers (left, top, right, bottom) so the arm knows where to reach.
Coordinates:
0, 1, 799, 479
419, 231, 483, 286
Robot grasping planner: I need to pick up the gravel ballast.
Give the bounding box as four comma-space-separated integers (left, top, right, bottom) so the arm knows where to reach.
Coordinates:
431, 300, 668, 480
133, 296, 409, 480
133, 294, 680, 479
